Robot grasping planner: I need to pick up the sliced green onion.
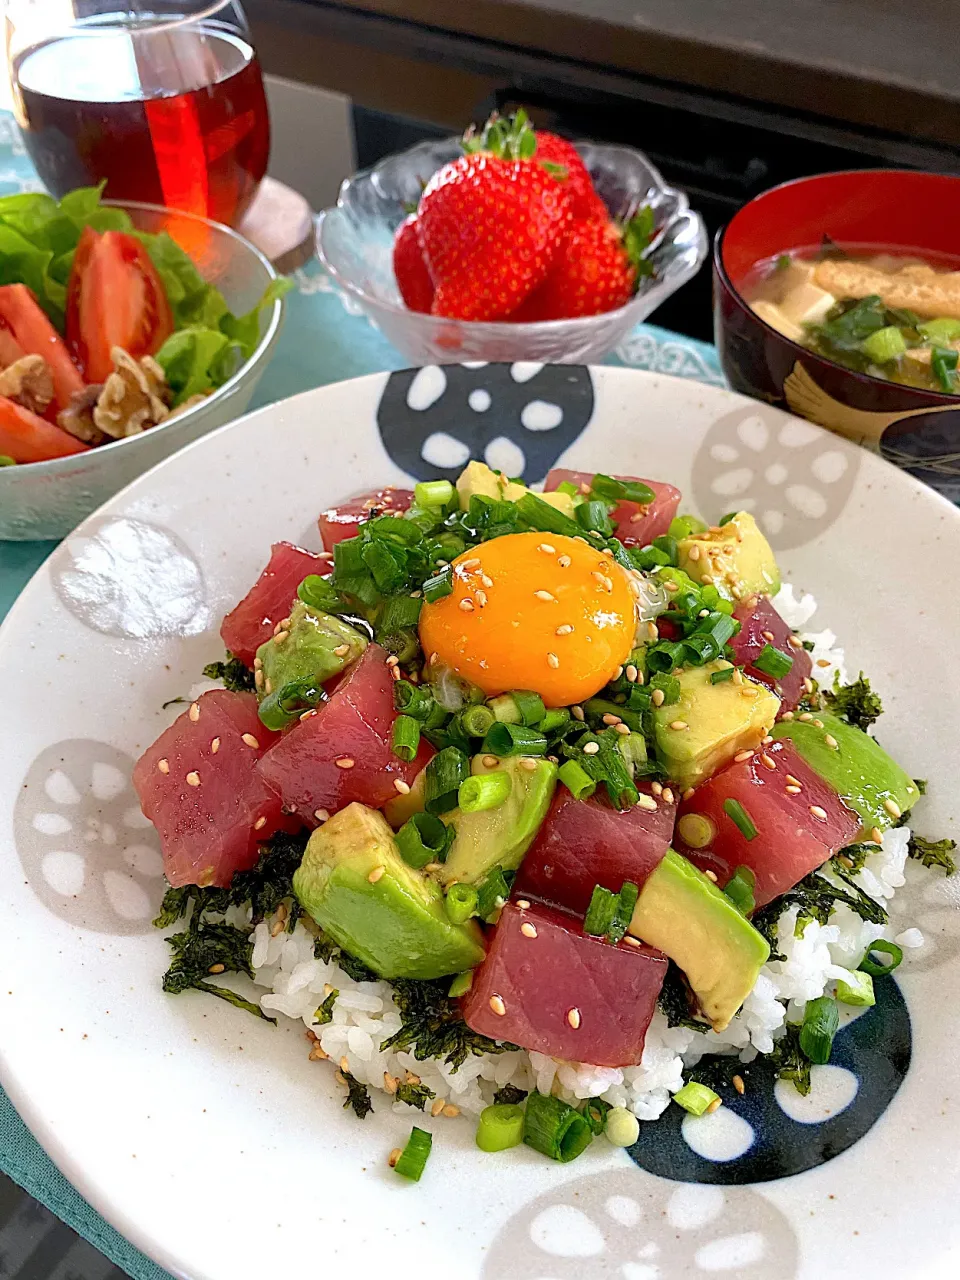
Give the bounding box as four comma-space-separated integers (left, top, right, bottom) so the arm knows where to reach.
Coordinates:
378, 593, 422, 632
723, 798, 758, 841
609, 881, 639, 944
918, 316, 960, 344
425, 747, 470, 815
523, 1091, 594, 1163
752, 643, 794, 679
476, 1103, 525, 1152
590, 473, 656, 505
835, 970, 875, 1007
396, 811, 454, 868
932, 344, 959, 394
298, 574, 344, 613
558, 758, 596, 800
511, 690, 547, 727
448, 971, 474, 998
392, 714, 421, 762
445, 882, 480, 924
461, 703, 495, 737
414, 479, 455, 509
458, 770, 512, 813
393, 1126, 432, 1181
487, 693, 521, 725
604, 1106, 640, 1147
258, 677, 324, 731
673, 1082, 719, 1115
858, 939, 903, 977
581, 1097, 611, 1135
555, 480, 579, 497
476, 866, 510, 921
800, 995, 839, 1065
515, 492, 583, 539
422, 566, 454, 603
361, 538, 405, 593
393, 679, 435, 721
332, 535, 366, 575
861, 324, 907, 364
617, 731, 648, 777
647, 641, 686, 673
652, 534, 678, 565
576, 499, 614, 535
583, 698, 643, 733
648, 674, 680, 705
629, 544, 671, 571
723, 865, 756, 915
367, 513, 423, 546
584, 884, 618, 936
481, 722, 548, 757
668, 514, 708, 540
711, 666, 736, 684
539, 707, 571, 735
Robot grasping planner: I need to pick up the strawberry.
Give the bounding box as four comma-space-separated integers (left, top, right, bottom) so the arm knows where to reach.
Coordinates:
512, 209, 655, 321
534, 131, 607, 220
393, 214, 435, 313
416, 111, 573, 321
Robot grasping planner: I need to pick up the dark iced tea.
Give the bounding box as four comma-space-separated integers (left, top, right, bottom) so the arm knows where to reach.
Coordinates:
14, 22, 270, 227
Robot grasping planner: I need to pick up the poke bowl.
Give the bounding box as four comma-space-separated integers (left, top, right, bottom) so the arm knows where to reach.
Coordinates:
0, 196, 286, 541
317, 135, 707, 366
0, 363, 958, 1280
714, 168, 960, 503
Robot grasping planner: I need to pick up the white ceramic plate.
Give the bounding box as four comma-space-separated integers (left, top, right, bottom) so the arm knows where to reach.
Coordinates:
1, 365, 959, 1280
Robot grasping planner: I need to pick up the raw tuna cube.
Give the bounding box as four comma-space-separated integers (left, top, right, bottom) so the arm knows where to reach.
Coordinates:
221, 542, 330, 667
512, 786, 674, 916
674, 739, 860, 908
544, 468, 681, 546
256, 644, 432, 821
133, 690, 293, 889
319, 487, 414, 552
461, 900, 667, 1067
728, 594, 812, 713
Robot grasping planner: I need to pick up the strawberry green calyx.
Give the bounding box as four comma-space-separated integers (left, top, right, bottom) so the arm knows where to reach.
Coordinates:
620, 206, 656, 282
462, 109, 568, 179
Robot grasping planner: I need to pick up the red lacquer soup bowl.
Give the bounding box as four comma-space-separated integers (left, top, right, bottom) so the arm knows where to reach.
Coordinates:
714, 169, 960, 503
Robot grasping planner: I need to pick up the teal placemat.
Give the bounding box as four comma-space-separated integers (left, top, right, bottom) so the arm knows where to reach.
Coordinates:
0, 111, 722, 1279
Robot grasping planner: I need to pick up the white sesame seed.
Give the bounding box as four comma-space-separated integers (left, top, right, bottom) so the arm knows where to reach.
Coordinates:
761, 630, 775, 643
704, 869, 718, 882
734, 750, 754, 763
188, 701, 200, 722
664, 580, 679, 593
483, 755, 498, 767
762, 735, 773, 745
592, 570, 607, 587
651, 781, 663, 796
158, 758, 170, 774
535, 589, 556, 602
884, 798, 902, 819
683, 788, 695, 800
253, 656, 262, 670
602, 713, 621, 725
813, 718, 824, 729
442, 1103, 460, 1118
391, 666, 401, 681
394, 779, 411, 794
429, 652, 439, 666
623, 935, 642, 947
816, 659, 831, 668
546, 652, 560, 669
732, 668, 744, 685
635, 794, 659, 812
242, 733, 260, 750
583, 741, 600, 755
333, 644, 351, 657
538, 543, 556, 554
558, 555, 571, 568
824, 734, 839, 749
785, 785, 802, 795
566, 1007, 582, 1029
670, 720, 689, 731
626, 665, 638, 683
651, 689, 665, 707
519, 757, 538, 772
385, 654, 399, 667
521, 922, 538, 938
299, 709, 318, 721
809, 805, 828, 820
614, 723, 631, 735
803, 678, 815, 694
662, 788, 675, 805
571, 705, 585, 721
368, 865, 385, 884
761, 753, 776, 770
476, 589, 488, 607
273, 631, 289, 646
459, 598, 475, 612
647, 622, 659, 641
781, 710, 795, 720
335, 757, 355, 769
461, 557, 480, 569
314, 809, 330, 823
211, 737, 221, 754
706, 1098, 722, 1114
698, 608, 710, 619
872, 827, 884, 844
481, 574, 493, 589
556, 623, 574, 635
186, 771, 200, 787
489, 995, 506, 1016
264, 679, 272, 694
517, 899, 531, 910
700, 573, 715, 585
255, 669, 264, 689
687, 546, 701, 561
254, 816, 267, 830
798, 712, 813, 722
787, 634, 803, 648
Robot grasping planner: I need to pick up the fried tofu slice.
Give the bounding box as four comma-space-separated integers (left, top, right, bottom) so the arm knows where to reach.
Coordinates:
813, 260, 960, 320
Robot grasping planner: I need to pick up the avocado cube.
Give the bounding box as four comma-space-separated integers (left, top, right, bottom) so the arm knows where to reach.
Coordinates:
677, 512, 780, 600
293, 803, 485, 979
773, 710, 918, 837
629, 850, 769, 1031
257, 600, 367, 696
655, 661, 781, 790
439, 755, 558, 886
455, 460, 575, 516
383, 762, 428, 830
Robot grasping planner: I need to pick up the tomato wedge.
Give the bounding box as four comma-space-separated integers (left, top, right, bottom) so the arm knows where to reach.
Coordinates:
0, 284, 85, 415
0, 394, 88, 463
66, 228, 174, 383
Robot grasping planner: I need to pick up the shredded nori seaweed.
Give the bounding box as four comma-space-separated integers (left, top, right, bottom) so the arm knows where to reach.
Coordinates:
823, 671, 883, 732
380, 977, 517, 1071
341, 1069, 374, 1119
908, 833, 957, 875
493, 1084, 528, 1106
768, 1023, 812, 1096
657, 962, 708, 1033
752, 866, 887, 961
395, 1079, 436, 1111
203, 653, 256, 693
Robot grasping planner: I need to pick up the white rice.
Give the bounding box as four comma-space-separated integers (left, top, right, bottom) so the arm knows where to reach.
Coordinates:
244, 583, 921, 1123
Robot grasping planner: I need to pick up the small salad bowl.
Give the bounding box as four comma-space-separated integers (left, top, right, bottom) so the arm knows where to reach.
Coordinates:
317, 136, 707, 366
714, 169, 960, 503
0, 200, 286, 541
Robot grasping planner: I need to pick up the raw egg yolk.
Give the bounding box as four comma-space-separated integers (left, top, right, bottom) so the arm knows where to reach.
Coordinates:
418, 531, 637, 705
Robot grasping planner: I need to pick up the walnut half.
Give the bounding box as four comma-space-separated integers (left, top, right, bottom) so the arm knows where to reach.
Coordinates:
0, 355, 54, 416
58, 385, 107, 445
92, 348, 171, 439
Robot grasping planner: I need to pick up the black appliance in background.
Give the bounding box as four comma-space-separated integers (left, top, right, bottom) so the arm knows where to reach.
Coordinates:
250, 0, 960, 342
